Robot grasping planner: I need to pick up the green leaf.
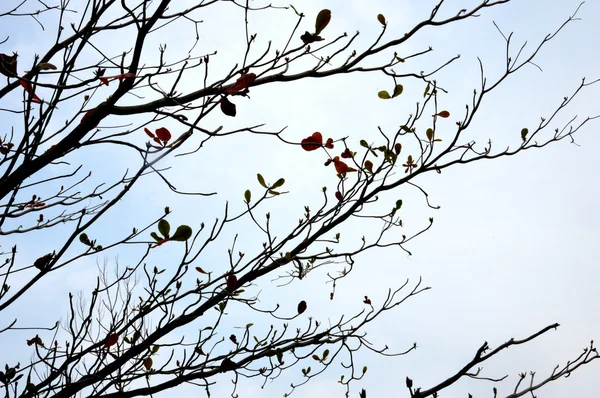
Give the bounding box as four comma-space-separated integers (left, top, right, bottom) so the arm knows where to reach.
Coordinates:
362, 366, 367, 374
171, 225, 192, 241
322, 349, 330, 360
521, 128, 529, 142
392, 84, 403, 97
150, 232, 162, 242
244, 189, 251, 203
79, 233, 91, 246
268, 190, 280, 196
158, 219, 170, 238
424, 83, 431, 97
271, 178, 285, 189
257, 173, 268, 188
395, 56, 405, 63
359, 139, 369, 148
378, 90, 391, 99
426, 128, 434, 141
395, 200, 403, 210
152, 345, 160, 354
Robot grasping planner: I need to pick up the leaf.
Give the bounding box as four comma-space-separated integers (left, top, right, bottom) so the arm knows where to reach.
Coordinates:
0, 53, 18, 77
150, 232, 162, 242
226, 273, 238, 291
377, 14, 386, 26
155, 127, 171, 143
301, 132, 323, 151
143, 357, 153, 370
322, 349, 330, 360
158, 219, 170, 238
324, 137, 334, 149
104, 333, 119, 348
392, 84, 403, 97
341, 148, 353, 159
19, 79, 42, 104
144, 128, 155, 138
152, 345, 160, 354
362, 366, 368, 374
335, 191, 343, 201
521, 128, 529, 142
332, 156, 356, 175
297, 300, 307, 314
37, 62, 57, 71
79, 233, 91, 246
436, 110, 450, 118
364, 160, 373, 173
220, 97, 237, 117
424, 83, 431, 97
395, 200, 403, 210
359, 139, 369, 148
244, 189, 251, 203
271, 178, 285, 189
315, 9, 331, 35
225, 73, 257, 94
426, 128, 434, 141
394, 143, 402, 155
378, 90, 391, 99
257, 173, 267, 188
195, 266, 207, 274
170, 225, 192, 241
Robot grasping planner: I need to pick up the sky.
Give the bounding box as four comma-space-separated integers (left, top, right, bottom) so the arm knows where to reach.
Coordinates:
0, 0, 599, 397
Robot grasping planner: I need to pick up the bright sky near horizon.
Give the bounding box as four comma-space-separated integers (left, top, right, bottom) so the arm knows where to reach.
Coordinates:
0, 0, 599, 397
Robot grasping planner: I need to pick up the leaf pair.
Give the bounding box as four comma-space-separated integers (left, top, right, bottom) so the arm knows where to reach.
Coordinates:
378, 84, 403, 99
301, 132, 333, 151
144, 127, 172, 146
150, 219, 193, 247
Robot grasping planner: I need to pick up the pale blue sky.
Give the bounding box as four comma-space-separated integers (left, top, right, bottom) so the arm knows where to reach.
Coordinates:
0, 0, 598, 397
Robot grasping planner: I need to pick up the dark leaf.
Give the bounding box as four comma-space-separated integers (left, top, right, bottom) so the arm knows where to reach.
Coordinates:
315, 9, 331, 35
220, 97, 237, 117
297, 300, 307, 314
171, 225, 192, 241
158, 219, 170, 238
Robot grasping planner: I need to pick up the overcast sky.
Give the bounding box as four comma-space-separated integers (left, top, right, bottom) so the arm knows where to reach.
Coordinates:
1, 0, 599, 397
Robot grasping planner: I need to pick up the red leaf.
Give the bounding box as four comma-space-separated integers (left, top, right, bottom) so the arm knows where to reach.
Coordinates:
435, 110, 450, 118
115, 72, 135, 81
100, 77, 110, 86
297, 300, 307, 314
325, 138, 334, 149
220, 97, 237, 117
19, 78, 42, 104
226, 273, 238, 292
155, 127, 171, 143
300, 132, 323, 151
225, 73, 257, 94
104, 333, 119, 348
333, 156, 349, 174
335, 191, 343, 201
341, 148, 352, 158
144, 127, 155, 138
